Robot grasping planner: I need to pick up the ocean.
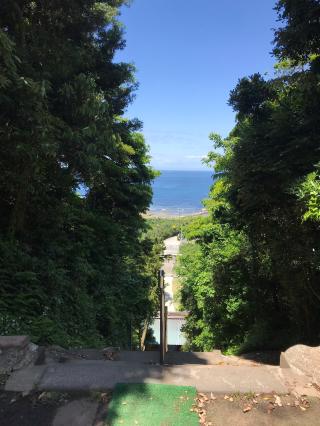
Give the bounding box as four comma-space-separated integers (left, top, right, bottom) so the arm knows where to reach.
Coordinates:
150, 170, 213, 215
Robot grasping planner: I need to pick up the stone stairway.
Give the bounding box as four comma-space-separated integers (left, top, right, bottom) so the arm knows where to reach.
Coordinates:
2, 337, 319, 397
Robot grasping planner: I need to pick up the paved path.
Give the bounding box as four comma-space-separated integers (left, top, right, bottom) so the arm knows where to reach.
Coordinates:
163, 236, 183, 312
163, 235, 181, 257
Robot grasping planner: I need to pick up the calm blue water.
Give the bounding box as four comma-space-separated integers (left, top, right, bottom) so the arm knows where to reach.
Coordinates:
151, 170, 213, 215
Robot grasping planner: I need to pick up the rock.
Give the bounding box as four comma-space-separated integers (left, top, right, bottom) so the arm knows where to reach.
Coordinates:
0, 335, 30, 350
102, 346, 120, 361
281, 345, 320, 385
0, 336, 40, 374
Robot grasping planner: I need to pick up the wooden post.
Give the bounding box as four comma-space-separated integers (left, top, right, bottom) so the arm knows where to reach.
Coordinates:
164, 306, 168, 353
159, 269, 166, 365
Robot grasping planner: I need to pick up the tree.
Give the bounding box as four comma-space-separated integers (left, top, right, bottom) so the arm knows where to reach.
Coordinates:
273, 0, 320, 63
177, 0, 320, 352
0, 1, 159, 347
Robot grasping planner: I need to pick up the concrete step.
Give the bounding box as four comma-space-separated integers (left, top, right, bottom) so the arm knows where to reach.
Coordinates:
6, 361, 289, 394
39, 363, 290, 393
113, 350, 229, 365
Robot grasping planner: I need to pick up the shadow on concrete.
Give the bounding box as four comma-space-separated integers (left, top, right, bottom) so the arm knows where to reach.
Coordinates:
239, 350, 281, 366
118, 350, 227, 365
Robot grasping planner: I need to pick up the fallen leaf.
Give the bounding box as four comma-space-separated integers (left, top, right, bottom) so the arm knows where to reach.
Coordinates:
274, 395, 282, 407
312, 383, 320, 392
199, 414, 206, 424
300, 406, 307, 411
253, 399, 258, 404
38, 392, 47, 400
224, 395, 230, 400
229, 397, 234, 402
301, 398, 310, 408
210, 392, 216, 401
243, 405, 252, 413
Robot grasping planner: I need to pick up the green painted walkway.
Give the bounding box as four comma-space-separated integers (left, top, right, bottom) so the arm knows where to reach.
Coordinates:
105, 383, 198, 426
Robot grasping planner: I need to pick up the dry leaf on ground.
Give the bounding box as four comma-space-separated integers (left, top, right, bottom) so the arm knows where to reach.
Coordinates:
274, 395, 282, 407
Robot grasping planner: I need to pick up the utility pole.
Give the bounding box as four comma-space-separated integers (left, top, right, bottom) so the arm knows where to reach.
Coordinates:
178, 208, 184, 240
159, 269, 166, 364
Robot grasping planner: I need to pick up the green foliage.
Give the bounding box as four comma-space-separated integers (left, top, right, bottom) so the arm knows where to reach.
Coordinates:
177, 2, 320, 353
0, 1, 159, 347
144, 217, 195, 242
296, 169, 320, 222
273, 0, 320, 63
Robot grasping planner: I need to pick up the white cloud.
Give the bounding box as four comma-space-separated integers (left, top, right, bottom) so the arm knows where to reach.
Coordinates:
185, 154, 207, 160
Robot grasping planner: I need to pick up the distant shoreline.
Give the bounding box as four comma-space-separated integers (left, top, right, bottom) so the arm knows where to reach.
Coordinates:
143, 209, 208, 219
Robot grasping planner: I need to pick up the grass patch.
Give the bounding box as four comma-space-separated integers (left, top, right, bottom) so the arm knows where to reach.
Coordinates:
105, 383, 198, 426
144, 217, 195, 241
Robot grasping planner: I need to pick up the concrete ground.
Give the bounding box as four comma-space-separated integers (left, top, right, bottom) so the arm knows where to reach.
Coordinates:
195, 392, 320, 426
52, 398, 98, 426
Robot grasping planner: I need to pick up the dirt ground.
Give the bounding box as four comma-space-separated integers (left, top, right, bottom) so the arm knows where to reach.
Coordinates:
0, 390, 111, 426
0, 391, 63, 426
193, 391, 320, 426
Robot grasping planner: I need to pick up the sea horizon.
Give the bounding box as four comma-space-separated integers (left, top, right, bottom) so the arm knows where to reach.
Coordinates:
150, 169, 213, 216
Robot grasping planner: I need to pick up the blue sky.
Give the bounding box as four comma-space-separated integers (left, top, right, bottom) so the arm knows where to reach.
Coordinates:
116, 0, 278, 170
